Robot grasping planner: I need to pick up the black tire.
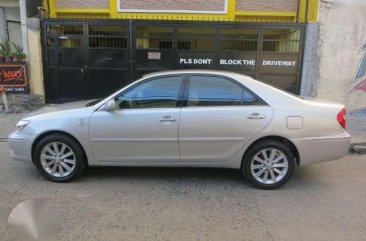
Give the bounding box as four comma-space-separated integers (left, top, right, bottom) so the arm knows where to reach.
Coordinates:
34, 134, 86, 182
242, 140, 295, 190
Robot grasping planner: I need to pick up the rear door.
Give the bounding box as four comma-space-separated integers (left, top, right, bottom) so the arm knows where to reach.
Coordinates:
179, 75, 273, 163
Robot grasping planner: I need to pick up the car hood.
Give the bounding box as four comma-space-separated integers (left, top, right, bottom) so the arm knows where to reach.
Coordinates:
23, 107, 95, 122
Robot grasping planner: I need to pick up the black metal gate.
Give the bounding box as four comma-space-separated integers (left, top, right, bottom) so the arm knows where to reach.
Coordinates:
42, 19, 305, 103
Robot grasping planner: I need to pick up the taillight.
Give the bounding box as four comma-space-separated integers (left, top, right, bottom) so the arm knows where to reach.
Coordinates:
337, 108, 346, 129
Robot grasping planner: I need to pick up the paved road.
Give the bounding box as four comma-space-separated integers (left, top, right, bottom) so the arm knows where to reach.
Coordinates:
1, 143, 365, 241
0, 102, 365, 241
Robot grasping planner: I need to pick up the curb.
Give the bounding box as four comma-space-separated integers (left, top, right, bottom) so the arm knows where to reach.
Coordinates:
349, 143, 366, 154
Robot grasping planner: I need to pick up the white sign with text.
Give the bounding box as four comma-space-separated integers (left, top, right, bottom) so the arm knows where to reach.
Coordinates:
179, 58, 296, 67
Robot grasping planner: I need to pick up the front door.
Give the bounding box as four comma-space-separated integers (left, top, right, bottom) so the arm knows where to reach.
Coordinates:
89, 75, 184, 164
179, 75, 273, 163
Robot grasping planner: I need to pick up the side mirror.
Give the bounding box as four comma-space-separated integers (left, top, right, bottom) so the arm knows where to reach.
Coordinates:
101, 99, 116, 111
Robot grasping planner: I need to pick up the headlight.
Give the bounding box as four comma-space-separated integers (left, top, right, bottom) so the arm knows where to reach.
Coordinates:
15, 120, 30, 131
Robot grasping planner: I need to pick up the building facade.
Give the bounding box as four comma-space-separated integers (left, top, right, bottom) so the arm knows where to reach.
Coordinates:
1, 0, 321, 103
0, 0, 43, 97
40, 0, 319, 102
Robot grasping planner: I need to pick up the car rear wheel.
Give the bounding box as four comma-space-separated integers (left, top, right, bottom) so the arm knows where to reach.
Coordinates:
242, 140, 295, 190
34, 134, 86, 182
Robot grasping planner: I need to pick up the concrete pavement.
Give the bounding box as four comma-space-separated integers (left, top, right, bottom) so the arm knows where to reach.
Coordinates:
0, 144, 365, 241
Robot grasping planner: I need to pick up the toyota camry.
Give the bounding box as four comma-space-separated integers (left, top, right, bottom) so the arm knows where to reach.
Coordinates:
8, 70, 351, 189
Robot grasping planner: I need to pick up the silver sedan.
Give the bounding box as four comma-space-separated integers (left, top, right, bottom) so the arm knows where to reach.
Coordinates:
8, 70, 351, 189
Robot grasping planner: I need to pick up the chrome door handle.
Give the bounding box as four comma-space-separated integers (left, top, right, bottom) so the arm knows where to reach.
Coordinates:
159, 116, 177, 122
247, 113, 266, 120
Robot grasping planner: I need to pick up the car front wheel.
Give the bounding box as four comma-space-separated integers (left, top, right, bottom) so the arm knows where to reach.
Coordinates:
34, 134, 86, 182
242, 140, 295, 190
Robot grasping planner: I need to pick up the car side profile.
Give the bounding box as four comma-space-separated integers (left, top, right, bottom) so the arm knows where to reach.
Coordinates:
8, 70, 351, 189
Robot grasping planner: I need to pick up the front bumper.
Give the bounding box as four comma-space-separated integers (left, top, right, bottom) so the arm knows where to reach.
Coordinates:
291, 131, 351, 166
8, 131, 35, 163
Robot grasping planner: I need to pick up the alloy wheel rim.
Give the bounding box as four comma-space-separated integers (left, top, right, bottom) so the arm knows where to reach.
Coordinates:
250, 148, 289, 185
40, 142, 76, 178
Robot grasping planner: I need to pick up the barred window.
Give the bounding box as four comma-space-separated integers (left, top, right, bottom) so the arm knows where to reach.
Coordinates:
263, 29, 300, 53
89, 25, 128, 48
177, 27, 215, 51
136, 26, 173, 50
220, 28, 258, 51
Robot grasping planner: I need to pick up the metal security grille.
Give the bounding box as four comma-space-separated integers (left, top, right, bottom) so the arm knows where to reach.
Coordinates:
43, 23, 85, 101
87, 24, 130, 98
218, 28, 258, 77
263, 29, 300, 52
133, 25, 175, 77
177, 27, 216, 51
89, 25, 128, 48
220, 29, 258, 52
135, 26, 173, 49
42, 19, 305, 103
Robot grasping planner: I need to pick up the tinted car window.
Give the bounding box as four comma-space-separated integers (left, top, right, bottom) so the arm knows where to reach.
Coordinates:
188, 75, 263, 107
116, 76, 182, 109
243, 88, 265, 106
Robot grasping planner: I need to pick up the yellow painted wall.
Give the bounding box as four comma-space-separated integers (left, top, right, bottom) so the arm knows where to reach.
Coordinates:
27, 28, 45, 98
46, 0, 320, 23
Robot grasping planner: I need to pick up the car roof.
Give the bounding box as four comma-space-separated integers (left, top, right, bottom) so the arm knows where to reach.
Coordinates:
142, 69, 251, 79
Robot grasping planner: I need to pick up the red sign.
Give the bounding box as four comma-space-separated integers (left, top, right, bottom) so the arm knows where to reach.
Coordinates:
0, 63, 29, 93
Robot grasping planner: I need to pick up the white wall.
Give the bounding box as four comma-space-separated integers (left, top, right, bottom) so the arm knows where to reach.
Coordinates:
316, 0, 366, 113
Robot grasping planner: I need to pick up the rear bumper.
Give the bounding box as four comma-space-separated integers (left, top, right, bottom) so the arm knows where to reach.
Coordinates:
290, 131, 351, 166
8, 131, 34, 163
